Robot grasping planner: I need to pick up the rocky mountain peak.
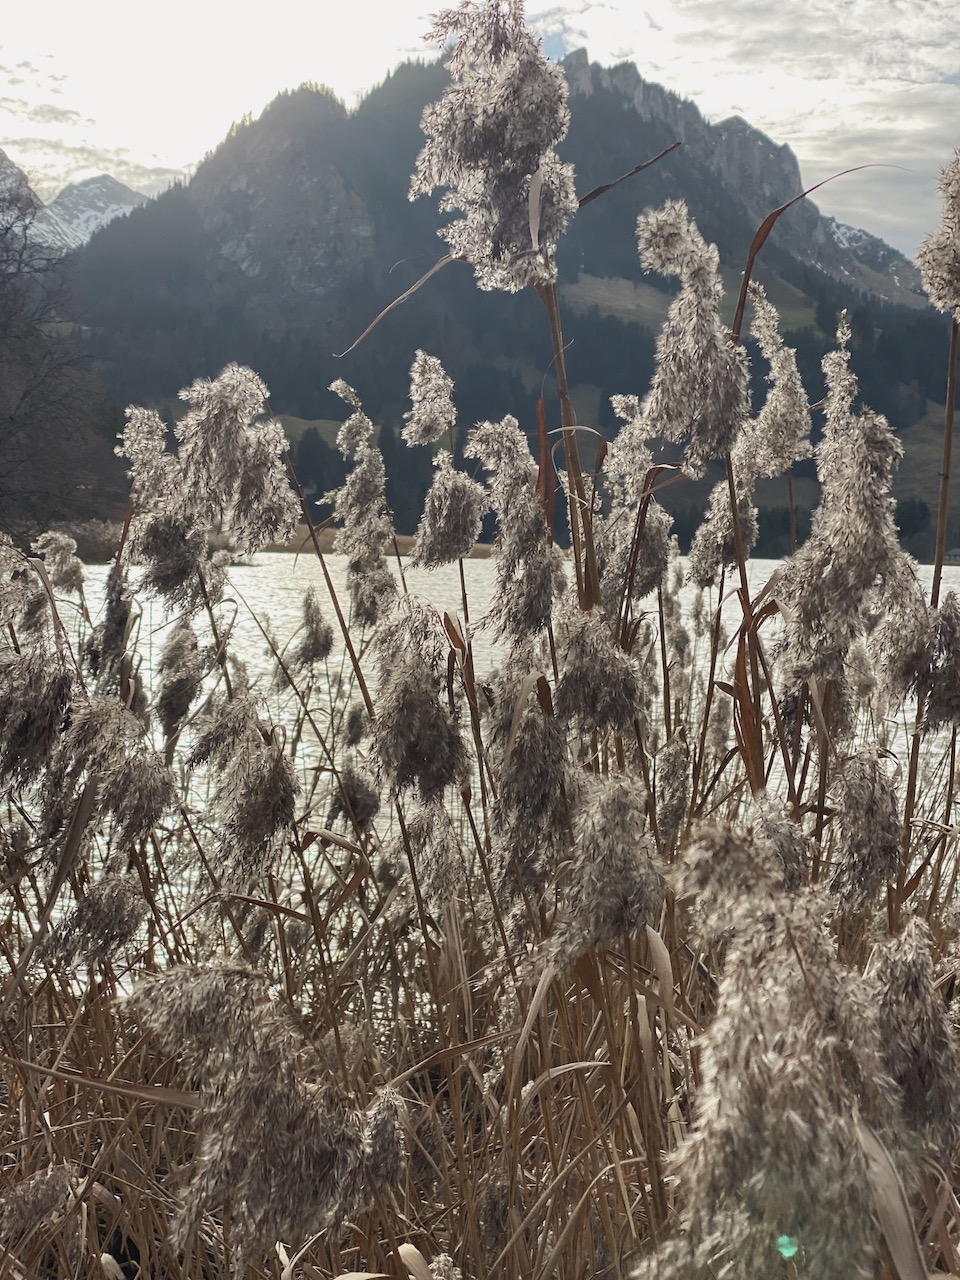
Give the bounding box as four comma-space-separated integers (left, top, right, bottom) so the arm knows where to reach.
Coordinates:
0, 148, 79, 252
48, 174, 147, 244
185, 85, 376, 298
561, 50, 925, 308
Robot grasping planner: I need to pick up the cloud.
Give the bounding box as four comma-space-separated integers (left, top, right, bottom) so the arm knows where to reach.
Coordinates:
534, 0, 959, 257
1, 0, 953, 258
3, 136, 184, 200
0, 96, 29, 114
672, 0, 959, 79
24, 102, 81, 125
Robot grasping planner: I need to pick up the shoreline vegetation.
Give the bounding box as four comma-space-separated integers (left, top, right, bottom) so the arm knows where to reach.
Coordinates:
61, 519, 498, 562
52, 516, 956, 565
3, 5, 960, 1280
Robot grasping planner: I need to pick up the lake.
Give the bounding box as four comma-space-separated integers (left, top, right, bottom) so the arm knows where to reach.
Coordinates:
75, 551, 960, 785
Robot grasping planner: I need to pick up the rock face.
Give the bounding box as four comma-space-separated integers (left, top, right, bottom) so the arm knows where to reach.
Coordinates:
186, 90, 376, 302
47, 175, 147, 244
562, 50, 925, 307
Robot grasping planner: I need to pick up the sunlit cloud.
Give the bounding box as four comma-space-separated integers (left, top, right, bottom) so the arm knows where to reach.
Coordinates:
24, 103, 82, 126
0, 0, 955, 252
4, 135, 183, 198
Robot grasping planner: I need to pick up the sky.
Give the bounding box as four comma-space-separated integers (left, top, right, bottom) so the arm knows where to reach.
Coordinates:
1, 0, 957, 257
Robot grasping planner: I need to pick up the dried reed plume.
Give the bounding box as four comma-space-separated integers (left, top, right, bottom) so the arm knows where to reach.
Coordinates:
128, 964, 405, 1261
411, 0, 577, 290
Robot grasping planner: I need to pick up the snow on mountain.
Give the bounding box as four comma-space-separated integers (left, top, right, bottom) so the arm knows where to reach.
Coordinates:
47, 174, 148, 244
823, 214, 924, 301
828, 218, 871, 252
0, 152, 148, 252
0, 147, 80, 252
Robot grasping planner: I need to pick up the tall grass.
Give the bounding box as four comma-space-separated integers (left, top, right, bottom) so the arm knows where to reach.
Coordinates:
2, 7, 960, 1279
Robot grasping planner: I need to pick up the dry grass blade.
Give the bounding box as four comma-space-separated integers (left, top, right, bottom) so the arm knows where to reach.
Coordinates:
398, 1243, 433, 1280
644, 924, 675, 1025
337, 253, 453, 356
577, 141, 682, 208
387, 1029, 514, 1090
0, 1052, 200, 1109
859, 1121, 929, 1280
330, 1273, 392, 1280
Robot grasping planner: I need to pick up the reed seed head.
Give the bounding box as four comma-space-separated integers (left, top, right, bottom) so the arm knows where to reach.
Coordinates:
688, 479, 758, 588
345, 701, 370, 747
0, 1164, 75, 1242
549, 774, 664, 968
411, 0, 577, 290
328, 382, 397, 628
403, 350, 456, 446
375, 602, 469, 803
0, 645, 73, 788
293, 586, 334, 670
156, 622, 204, 737
655, 733, 689, 850
916, 150, 960, 320
411, 452, 487, 568
190, 694, 299, 885
31, 531, 84, 596
874, 917, 960, 1158
926, 590, 960, 728
597, 497, 671, 617
465, 415, 564, 640
745, 282, 812, 479
637, 200, 748, 477
41, 872, 145, 968
131, 509, 225, 611
128, 964, 391, 1261
830, 748, 901, 906
326, 759, 381, 831
661, 831, 892, 1280
554, 606, 643, 734
778, 319, 910, 690
382, 802, 467, 916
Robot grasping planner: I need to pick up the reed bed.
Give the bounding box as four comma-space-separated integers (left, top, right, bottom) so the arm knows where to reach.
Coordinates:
3, 5, 960, 1278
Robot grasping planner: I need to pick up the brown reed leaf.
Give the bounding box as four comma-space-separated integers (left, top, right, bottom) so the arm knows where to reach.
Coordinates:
858, 1121, 928, 1280
731, 164, 897, 344
0, 1052, 199, 1109
398, 1243, 433, 1280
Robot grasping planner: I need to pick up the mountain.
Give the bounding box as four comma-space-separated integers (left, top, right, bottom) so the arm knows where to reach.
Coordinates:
0, 152, 148, 251
0, 148, 80, 252
47, 174, 148, 245
561, 51, 925, 309
69, 56, 954, 542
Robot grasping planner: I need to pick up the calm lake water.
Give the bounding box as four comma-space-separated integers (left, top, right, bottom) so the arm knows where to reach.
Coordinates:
78, 551, 960, 687
75, 551, 960, 789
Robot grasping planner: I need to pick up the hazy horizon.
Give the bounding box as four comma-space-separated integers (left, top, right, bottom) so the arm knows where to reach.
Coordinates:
2, 0, 958, 257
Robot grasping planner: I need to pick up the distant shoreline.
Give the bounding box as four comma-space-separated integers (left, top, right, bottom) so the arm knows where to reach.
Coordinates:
265, 525, 494, 558
61, 519, 495, 563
